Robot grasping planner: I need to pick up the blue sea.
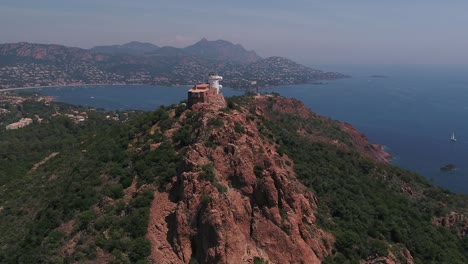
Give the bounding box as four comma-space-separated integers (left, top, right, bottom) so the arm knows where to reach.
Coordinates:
19, 65, 468, 193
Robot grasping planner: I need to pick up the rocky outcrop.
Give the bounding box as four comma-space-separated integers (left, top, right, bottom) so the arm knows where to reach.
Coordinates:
254, 95, 392, 163
341, 123, 392, 163
433, 212, 468, 238
147, 95, 334, 263
361, 246, 414, 264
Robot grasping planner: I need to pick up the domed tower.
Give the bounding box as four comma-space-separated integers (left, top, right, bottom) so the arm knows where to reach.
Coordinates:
208, 72, 223, 94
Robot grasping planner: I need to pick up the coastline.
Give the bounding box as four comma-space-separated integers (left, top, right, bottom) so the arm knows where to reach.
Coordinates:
0, 83, 149, 92
0, 76, 349, 93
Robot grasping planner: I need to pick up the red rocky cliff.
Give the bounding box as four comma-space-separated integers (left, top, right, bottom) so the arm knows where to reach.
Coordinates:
145, 94, 394, 264
147, 96, 335, 263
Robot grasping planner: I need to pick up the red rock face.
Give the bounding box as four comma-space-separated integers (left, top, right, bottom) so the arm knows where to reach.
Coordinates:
147, 96, 334, 263
360, 246, 415, 264
433, 212, 468, 238
145, 95, 401, 263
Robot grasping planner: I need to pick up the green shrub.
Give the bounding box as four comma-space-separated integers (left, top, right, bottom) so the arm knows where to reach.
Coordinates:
200, 192, 211, 205
253, 164, 264, 178
214, 182, 228, 193
105, 184, 124, 199
207, 118, 224, 128
253, 256, 266, 264
129, 237, 151, 262
234, 122, 245, 134
189, 258, 199, 264
173, 124, 192, 146
200, 163, 215, 182
77, 210, 96, 230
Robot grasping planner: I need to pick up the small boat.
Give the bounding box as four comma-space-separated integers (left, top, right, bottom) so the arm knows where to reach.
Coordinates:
450, 132, 457, 142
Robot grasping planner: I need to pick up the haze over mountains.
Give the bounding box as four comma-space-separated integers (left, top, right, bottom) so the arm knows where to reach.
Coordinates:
90, 41, 160, 56
91, 39, 261, 64
0, 39, 346, 89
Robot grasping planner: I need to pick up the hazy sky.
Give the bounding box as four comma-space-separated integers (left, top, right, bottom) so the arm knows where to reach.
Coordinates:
1, 0, 468, 65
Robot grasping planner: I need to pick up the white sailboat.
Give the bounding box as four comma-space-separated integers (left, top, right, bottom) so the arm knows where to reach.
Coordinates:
450, 132, 457, 142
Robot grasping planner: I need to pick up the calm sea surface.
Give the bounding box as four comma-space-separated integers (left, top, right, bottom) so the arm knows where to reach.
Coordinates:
19, 65, 468, 193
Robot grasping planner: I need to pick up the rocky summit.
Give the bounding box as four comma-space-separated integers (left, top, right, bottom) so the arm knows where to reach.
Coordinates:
140, 94, 467, 263
146, 95, 334, 263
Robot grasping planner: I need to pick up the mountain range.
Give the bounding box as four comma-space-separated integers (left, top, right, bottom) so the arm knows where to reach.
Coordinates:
0, 39, 347, 89
91, 39, 261, 64
91, 41, 160, 56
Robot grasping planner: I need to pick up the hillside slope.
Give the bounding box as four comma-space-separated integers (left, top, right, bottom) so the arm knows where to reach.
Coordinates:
0, 93, 467, 263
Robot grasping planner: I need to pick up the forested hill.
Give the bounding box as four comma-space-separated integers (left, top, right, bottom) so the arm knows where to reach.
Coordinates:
0, 93, 467, 263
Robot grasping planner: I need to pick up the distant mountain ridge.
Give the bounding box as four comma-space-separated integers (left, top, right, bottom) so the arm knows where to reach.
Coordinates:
91, 38, 261, 64
0, 39, 348, 89
183, 38, 261, 64
90, 41, 160, 56
0, 42, 111, 63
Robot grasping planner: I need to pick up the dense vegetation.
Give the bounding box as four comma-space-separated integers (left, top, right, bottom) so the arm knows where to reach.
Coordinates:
2, 93, 468, 264
0, 98, 186, 263
242, 94, 468, 264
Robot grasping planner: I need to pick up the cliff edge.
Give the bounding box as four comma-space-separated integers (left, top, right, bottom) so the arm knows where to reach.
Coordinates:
143, 94, 393, 263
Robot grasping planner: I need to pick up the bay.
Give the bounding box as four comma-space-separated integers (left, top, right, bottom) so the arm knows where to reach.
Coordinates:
19, 65, 468, 193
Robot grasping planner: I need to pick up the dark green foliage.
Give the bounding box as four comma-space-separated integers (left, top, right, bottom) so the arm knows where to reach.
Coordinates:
200, 163, 215, 182
0, 101, 153, 263
158, 114, 176, 130
150, 131, 164, 142
134, 141, 180, 187
204, 139, 216, 149
214, 182, 228, 193
173, 124, 192, 146
124, 208, 150, 238
227, 100, 235, 109
234, 122, 245, 133
254, 256, 266, 264
105, 184, 125, 199
77, 210, 97, 230
207, 117, 223, 128
253, 164, 264, 178
200, 192, 211, 205
129, 237, 151, 262
174, 104, 187, 117
130, 190, 154, 208
220, 107, 231, 113
257, 95, 468, 263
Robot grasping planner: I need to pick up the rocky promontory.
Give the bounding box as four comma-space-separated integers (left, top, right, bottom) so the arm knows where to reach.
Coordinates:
139, 94, 397, 263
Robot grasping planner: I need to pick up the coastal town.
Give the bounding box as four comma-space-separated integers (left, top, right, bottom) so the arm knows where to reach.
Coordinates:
0, 59, 345, 90
0, 41, 348, 90
0, 62, 126, 89
0, 92, 129, 131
